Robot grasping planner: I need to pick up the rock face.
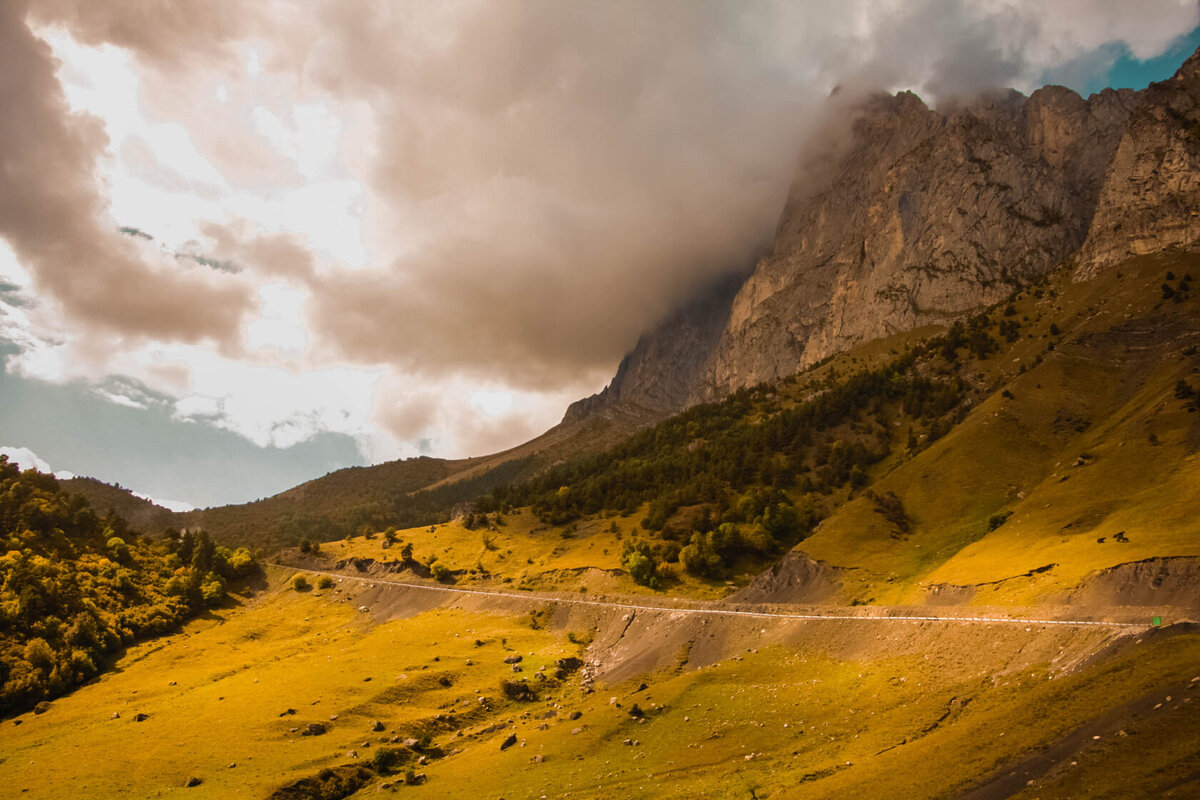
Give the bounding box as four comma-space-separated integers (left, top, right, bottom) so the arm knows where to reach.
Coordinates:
562, 274, 741, 421
1074, 48, 1200, 277
702, 84, 1136, 396
571, 47, 1200, 419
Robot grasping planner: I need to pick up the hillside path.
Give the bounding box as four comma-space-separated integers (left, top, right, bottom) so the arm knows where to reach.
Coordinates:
268, 562, 1151, 630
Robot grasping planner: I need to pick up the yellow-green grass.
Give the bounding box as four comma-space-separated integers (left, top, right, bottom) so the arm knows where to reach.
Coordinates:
316, 509, 736, 600
0, 568, 581, 799
359, 627, 1200, 799
801, 252, 1200, 604
6, 566, 1198, 800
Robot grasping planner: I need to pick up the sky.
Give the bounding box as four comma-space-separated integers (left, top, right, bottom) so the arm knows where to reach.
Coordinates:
1, 1, 1198, 509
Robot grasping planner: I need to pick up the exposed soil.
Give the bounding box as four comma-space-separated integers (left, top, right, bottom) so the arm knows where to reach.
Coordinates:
1066, 556, 1200, 608
727, 550, 847, 604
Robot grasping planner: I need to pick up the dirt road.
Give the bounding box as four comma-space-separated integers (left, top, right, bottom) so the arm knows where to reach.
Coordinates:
269, 562, 1150, 630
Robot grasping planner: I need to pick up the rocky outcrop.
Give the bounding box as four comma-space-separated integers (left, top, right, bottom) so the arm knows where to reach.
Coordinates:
1074, 49, 1200, 276
561, 274, 741, 423
571, 46, 1200, 418
702, 83, 1137, 397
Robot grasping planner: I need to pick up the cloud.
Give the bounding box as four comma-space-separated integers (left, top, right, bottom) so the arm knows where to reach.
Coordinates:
0, 3, 260, 349
0, 445, 55, 474
300, 0, 1199, 388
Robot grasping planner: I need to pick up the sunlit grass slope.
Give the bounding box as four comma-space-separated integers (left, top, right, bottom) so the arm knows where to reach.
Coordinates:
800, 253, 1200, 603
5, 568, 1198, 800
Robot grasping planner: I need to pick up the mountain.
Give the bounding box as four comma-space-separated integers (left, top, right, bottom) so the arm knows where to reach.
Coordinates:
65, 403, 656, 553
574, 47, 1200, 420
60, 476, 177, 531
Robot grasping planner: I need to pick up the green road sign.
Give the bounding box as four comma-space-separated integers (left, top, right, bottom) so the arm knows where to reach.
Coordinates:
1152, 616, 1162, 626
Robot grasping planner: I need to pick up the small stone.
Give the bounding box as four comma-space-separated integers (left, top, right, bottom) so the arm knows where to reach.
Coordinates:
372, 720, 386, 732
500, 733, 518, 751
531, 754, 544, 763
184, 777, 202, 788
504, 655, 523, 664
569, 711, 582, 721
133, 713, 149, 722
227, 763, 236, 769
110, 712, 120, 720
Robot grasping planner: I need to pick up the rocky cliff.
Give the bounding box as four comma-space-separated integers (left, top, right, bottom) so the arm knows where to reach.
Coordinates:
568, 46, 1200, 421
562, 274, 741, 422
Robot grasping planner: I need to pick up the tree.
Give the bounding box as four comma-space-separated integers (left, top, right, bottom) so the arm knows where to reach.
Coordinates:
622, 549, 655, 587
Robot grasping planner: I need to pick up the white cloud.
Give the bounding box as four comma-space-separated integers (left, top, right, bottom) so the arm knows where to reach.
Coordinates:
0, 445, 54, 474
130, 491, 194, 513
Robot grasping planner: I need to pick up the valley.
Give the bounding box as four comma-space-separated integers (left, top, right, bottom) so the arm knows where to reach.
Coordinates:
5, 28, 1200, 799
5, 249, 1199, 798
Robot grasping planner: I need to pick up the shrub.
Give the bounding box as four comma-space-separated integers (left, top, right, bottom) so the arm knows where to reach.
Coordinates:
986, 510, 1013, 531
317, 575, 334, 590
623, 550, 655, 587
200, 576, 226, 606
291, 574, 310, 591
371, 746, 402, 774
430, 562, 451, 582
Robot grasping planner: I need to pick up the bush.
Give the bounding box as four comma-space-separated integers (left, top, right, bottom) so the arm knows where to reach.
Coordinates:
371, 746, 403, 774
623, 550, 655, 587
291, 574, 310, 591
200, 575, 226, 606
986, 510, 1013, 531
317, 575, 334, 590
430, 562, 451, 582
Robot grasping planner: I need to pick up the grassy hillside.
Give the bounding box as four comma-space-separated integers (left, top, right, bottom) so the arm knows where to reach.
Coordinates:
65, 402, 655, 556
4, 565, 1197, 799
0, 459, 258, 716
387, 251, 1195, 605
803, 252, 1200, 603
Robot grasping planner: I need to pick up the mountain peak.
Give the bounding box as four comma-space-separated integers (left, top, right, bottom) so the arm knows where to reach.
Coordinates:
1173, 44, 1200, 81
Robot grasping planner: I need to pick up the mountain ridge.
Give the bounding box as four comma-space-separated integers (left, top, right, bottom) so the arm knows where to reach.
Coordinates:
571, 47, 1200, 421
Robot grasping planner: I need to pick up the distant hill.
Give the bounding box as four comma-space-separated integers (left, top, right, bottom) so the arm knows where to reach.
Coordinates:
0, 462, 257, 717
61, 476, 176, 532
66, 401, 656, 554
